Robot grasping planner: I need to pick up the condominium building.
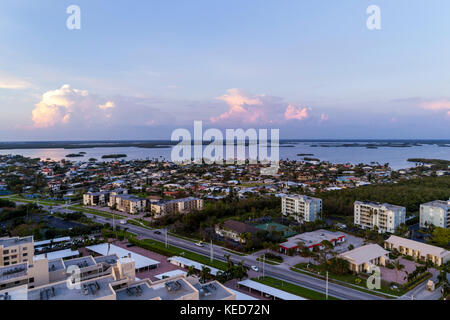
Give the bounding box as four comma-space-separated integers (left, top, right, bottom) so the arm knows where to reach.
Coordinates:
151, 197, 203, 218
83, 188, 128, 206
0, 236, 34, 266
420, 199, 450, 228
108, 194, 147, 214
354, 201, 406, 233
281, 195, 322, 223
385, 235, 450, 266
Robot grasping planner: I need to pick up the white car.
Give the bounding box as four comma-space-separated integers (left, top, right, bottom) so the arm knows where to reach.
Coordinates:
195, 242, 204, 247
251, 265, 259, 272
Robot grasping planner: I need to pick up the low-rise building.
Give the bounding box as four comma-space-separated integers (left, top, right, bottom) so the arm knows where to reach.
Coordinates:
281, 195, 322, 223
384, 235, 450, 266
420, 199, 450, 229
215, 220, 259, 244
83, 188, 127, 206
109, 194, 147, 214
339, 244, 389, 273
354, 201, 406, 233
279, 229, 346, 254
151, 197, 203, 217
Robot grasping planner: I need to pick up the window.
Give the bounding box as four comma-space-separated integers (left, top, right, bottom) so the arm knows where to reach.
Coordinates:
3, 250, 9, 254
23, 247, 27, 251
23, 253, 28, 257
29, 278, 34, 283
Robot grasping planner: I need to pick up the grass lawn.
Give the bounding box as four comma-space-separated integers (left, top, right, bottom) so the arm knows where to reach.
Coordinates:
291, 263, 403, 298
8, 196, 66, 206
252, 276, 339, 300
69, 205, 127, 219
140, 238, 228, 270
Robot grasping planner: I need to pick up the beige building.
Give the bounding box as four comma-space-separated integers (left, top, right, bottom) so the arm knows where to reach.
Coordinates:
385, 235, 450, 266
0, 236, 34, 266
281, 195, 322, 223
420, 199, 450, 229
354, 201, 406, 233
109, 194, 147, 214
1, 272, 235, 301
339, 244, 390, 273
215, 220, 259, 244
83, 188, 128, 206
151, 197, 203, 218
0, 236, 235, 301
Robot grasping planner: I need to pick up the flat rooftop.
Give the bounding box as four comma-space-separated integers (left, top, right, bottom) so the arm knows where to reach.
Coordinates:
63, 256, 96, 269
48, 259, 65, 272
238, 279, 305, 300
0, 236, 33, 248
27, 276, 116, 300
168, 256, 220, 276
194, 281, 234, 301
86, 243, 160, 269
34, 236, 71, 247
93, 254, 119, 266
115, 279, 196, 300
0, 263, 28, 282
34, 249, 79, 261
280, 229, 345, 249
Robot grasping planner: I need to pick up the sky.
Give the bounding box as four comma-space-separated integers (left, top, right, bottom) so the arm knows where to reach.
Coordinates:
0, 0, 449, 141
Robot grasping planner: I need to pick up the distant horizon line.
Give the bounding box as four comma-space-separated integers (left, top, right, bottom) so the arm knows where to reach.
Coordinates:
1, 138, 450, 144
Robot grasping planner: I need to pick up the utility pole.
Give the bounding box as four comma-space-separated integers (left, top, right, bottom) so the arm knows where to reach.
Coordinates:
262, 253, 265, 279
326, 271, 329, 300
165, 228, 168, 248
210, 240, 213, 263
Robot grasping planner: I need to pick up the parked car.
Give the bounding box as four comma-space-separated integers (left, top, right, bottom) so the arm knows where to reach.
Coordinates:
251, 265, 259, 272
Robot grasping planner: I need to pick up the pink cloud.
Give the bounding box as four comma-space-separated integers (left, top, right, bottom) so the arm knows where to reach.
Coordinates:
211, 89, 311, 125
420, 100, 450, 111
320, 113, 329, 122
285, 105, 310, 120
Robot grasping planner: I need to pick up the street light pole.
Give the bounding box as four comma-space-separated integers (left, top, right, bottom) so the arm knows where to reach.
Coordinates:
326, 271, 329, 300
210, 240, 213, 263
165, 228, 168, 248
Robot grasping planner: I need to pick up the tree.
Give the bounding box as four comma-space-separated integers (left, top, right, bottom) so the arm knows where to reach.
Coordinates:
199, 266, 211, 283
187, 266, 196, 277
393, 260, 405, 284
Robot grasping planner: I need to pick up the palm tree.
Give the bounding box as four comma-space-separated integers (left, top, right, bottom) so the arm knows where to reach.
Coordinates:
393, 259, 405, 284
200, 266, 211, 283
186, 265, 197, 277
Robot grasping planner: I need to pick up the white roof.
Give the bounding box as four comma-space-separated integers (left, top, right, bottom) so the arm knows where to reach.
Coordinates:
386, 235, 450, 258
154, 269, 187, 280
167, 256, 220, 275
340, 244, 389, 265
86, 243, 160, 269
228, 288, 258, 300
34, 237, 71, 247
34, 249, 79, 261
237, 279, 306, 300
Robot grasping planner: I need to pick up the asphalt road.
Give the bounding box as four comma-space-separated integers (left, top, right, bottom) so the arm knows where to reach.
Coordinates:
25, 201, 386, 300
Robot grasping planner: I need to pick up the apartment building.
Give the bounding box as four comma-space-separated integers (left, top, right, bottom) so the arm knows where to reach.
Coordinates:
385, 235, 450, 266
83, 188, 127, 206
420, 199, 450, 228
1, 265, 235, 301
215, 220, 259, 244
108, 194, 147, 214
151, 197, 203, 218
0, 236, 34, 266
281, 195, 322, 223
354, 201, 406, 233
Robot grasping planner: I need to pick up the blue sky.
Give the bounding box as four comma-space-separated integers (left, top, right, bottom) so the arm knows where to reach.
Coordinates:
0, 0, 449, 140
